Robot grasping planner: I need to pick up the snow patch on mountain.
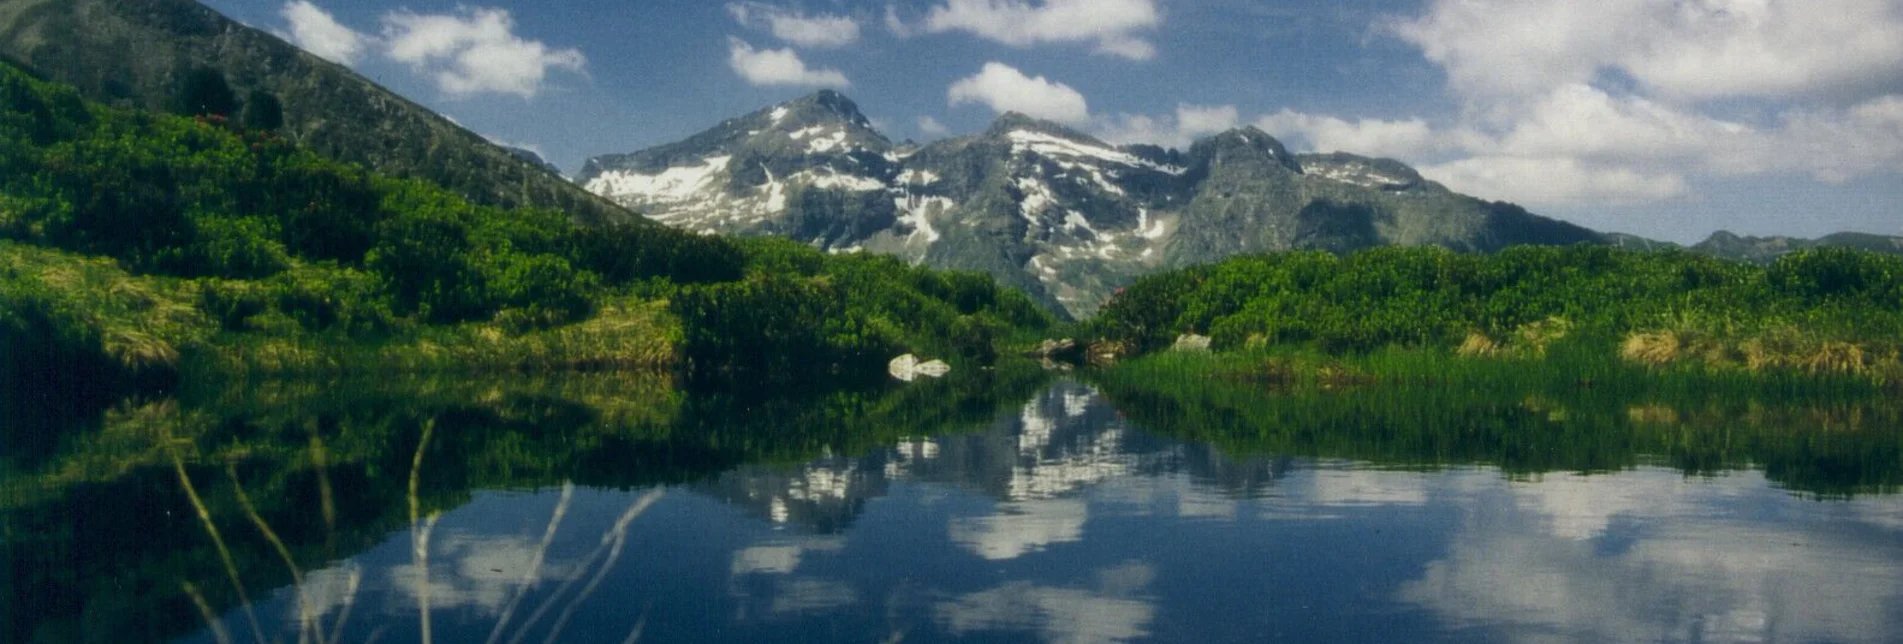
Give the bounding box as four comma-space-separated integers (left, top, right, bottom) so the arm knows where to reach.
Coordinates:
896, 193, 950, 244
1310, 164, 1412, 189
799, 169, 885, 192
584, 155, 732, 204
1007, 130, 1185, 176
897, 169, 941, 185
1017, 177, 1056, 225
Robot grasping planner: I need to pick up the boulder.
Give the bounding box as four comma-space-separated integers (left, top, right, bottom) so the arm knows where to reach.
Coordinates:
889, 354, 951, 381
1172, 334, 1213, 352
1027, 338, 1087, 365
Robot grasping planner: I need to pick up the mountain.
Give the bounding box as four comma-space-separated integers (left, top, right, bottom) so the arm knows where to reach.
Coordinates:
1691, 230, 1903, 264
1605, 230, 1903, 263
504, 145, 563, 177
580, 92, 1602, 318
0, 0, 630, 225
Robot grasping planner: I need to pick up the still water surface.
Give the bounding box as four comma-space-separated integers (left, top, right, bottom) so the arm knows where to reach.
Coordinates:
5, 374, 1901, 643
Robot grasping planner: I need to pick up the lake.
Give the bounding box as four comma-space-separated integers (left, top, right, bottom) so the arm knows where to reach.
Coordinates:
3, 370, 1900, 643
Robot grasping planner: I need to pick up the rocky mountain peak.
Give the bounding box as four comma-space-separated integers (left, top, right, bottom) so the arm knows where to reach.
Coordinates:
984, 112, 1098, 142
766, 90, 878, 134
1191, 127, 1300, 173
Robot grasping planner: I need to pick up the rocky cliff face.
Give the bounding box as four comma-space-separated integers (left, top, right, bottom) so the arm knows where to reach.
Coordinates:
583, 93, 1604, 318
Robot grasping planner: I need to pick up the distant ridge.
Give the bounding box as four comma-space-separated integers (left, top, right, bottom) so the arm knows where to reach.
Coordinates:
1608, 230, 1903, 263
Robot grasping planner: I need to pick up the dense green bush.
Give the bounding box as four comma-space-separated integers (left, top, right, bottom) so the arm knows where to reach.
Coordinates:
670, 239, 1053, 383
1091, 244, 1903, 355
566, 222, 746, 286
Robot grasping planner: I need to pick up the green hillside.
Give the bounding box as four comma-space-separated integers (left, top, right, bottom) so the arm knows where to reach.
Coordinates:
0, 61, 1051, 413
0, 0, 629, 225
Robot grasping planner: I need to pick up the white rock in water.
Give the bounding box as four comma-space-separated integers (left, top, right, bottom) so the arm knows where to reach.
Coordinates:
889, 354, 951, 381
1172, 334, 1213, 352
915, 360, 952, 378
889, 354, 921, 381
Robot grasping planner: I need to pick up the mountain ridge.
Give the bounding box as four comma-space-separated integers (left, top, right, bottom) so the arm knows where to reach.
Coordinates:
581, 91, 1604, 317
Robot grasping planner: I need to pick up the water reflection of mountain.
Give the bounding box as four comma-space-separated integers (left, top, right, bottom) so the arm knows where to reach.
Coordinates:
7, 369, 1903, 643
694, 381, 1291, 534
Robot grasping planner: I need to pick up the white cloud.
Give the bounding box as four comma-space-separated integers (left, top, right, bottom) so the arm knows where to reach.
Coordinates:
948, 62, 1090, 125
381, 7, 586, 98
1401, 470, 1903, 643
727, 2, 861, 49
936, 563, 1157, 644
918, 115, 951, 136
948, 498, 1087, 560
1096, 104, 1238, 149
726, 37, 850, 87
1416, 156, 1691, 206
280, 1, 368, 65
1387, 0, 1903, 107
884, 5, 915, 37
1174, 0, 1903, 212
1253, 109, 1451, 161
921, 0, 1162, 60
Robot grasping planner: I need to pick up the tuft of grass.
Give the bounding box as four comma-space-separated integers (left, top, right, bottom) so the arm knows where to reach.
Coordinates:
1621, 331, 1682, 367
1457, 332, 1503, 358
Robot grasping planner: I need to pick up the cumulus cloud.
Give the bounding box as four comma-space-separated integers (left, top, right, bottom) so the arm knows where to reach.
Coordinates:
937, 563, 1157, 644
1096, 104, 1238, 149
726, 2, 861, 49
380, 7, 586, 98
1402, 470, 1903, 643
918, 115, 951, 136
727, 37, 850, 87
921, 0, 1162, 60
1253, 110, 1451, 161
279, 0, 368, 65
1417, 156, 1692, 206
948, 62, 1090, 124
884, 5, 914, 38
1224, 0, 1903, 209
1387, 0, 1903, 106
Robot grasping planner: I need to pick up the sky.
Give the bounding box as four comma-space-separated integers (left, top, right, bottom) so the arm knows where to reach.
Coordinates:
201, 0, 1903, 243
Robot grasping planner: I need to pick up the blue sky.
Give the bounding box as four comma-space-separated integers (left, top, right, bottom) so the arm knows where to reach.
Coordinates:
204, 0, 1903, 243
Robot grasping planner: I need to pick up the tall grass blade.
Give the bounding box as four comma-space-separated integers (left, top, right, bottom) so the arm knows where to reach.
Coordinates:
226, 463, 322, 644
170, 447, 267, 644
183, 582, 235, 644
485, 483, 577, 644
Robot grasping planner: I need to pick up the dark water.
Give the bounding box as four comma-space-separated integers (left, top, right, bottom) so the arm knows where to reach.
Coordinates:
4, 371, 1901, 643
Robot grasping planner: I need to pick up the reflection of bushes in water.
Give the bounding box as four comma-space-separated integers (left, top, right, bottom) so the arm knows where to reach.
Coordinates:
1093, 366, 1903, 498
670, 359, 1051, 467
1, 366, 1049, 642
1, 374, 676, 644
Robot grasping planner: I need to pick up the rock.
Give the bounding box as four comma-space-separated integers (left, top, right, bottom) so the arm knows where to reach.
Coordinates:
1028, 338, 1087, 365
1087, 340, 1127, 366
1172, 334, 1213, 352
889, 354, 951, 381
915, 359, 952, 378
